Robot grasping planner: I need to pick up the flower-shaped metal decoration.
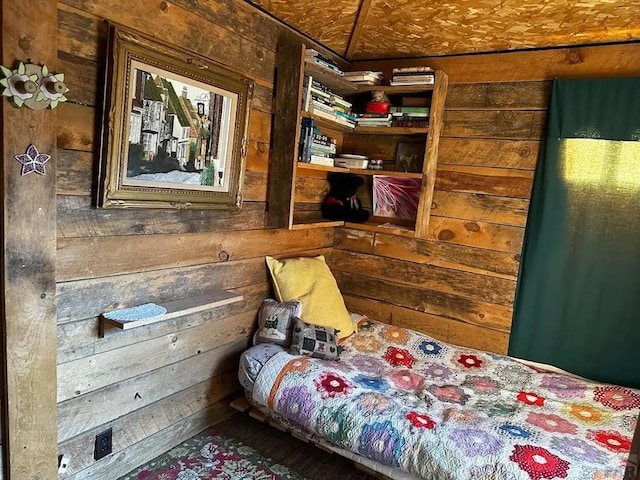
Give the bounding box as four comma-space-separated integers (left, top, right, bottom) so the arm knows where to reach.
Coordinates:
0, 62, 68, 109
15, 144, 51, 175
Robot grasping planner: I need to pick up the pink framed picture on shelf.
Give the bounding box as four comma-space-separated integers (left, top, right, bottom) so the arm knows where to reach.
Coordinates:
372, 176, 421, 220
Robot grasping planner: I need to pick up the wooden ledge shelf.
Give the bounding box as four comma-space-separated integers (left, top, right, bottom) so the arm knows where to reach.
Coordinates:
100, 289, 243, 333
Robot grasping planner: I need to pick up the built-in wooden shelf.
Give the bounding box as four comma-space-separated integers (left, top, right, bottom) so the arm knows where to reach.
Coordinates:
101, 289, 243, 332
304, 62, 359, 96
356, 84, 436, 95
343, 218, 417, 238
300, 111, 355, 133
297, 163, 422, 179
353, 126, 428, 135
291, 218, 344, 229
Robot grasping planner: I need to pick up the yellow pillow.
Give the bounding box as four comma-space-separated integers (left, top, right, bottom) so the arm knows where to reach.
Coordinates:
265, 255, 355, 340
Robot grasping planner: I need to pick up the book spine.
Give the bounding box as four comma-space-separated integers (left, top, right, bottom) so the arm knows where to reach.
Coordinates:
391, 119, 428, 128
393, 106, 430, 113
392, 66, 434, 73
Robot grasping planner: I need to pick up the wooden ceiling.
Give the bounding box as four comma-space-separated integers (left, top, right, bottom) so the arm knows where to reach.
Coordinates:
248, 0, 640, 60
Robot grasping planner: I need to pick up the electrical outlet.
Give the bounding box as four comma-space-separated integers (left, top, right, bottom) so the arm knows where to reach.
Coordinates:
58, 453, 70, 473
94, 428, 112, 460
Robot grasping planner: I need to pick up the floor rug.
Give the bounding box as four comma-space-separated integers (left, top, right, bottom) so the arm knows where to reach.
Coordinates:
118, 427, 308, 480
119, 413, 373, 480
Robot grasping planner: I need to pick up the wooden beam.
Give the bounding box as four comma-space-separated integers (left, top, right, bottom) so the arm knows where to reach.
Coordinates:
2, 0, 58, 478
344, 0, 373, 59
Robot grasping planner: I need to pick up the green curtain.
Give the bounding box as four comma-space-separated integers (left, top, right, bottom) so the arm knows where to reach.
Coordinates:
509, 77, 640, 388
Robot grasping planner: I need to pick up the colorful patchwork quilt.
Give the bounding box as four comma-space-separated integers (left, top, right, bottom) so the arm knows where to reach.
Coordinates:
252, 320, 639, 480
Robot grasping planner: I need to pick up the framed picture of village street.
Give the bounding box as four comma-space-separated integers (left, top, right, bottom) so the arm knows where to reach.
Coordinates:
97, 24, 253, 209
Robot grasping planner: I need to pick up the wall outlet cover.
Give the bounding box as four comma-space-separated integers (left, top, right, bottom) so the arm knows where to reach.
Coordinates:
94, 428, 113, 460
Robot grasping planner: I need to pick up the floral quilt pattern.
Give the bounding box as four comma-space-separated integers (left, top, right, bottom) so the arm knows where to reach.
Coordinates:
252, 320, 639, 480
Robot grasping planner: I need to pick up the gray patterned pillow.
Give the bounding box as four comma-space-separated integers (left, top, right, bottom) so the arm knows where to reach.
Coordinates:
253, 299, 302, 347
289, 317, 339, 360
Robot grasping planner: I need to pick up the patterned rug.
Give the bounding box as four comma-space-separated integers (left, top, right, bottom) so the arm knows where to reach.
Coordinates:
119, 428, 308, 480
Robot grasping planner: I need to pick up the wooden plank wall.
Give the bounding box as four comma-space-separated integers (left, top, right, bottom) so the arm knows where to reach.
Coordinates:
53, 1, 340, 478
336, 43, 640, 355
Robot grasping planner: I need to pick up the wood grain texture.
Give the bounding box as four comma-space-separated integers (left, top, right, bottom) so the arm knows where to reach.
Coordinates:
345, 296, 509, 354
427, 216, 524, 254
432, 190, 529, 227
58, 283, 270, 364
57, 195, 267, 237
57, 227, 333, 281
329, 250, 516, 306
57, 338, 247, 442
443, 110, 546, 139
334, 229, 520, 279
351, 43, 640, 82
59, 0, 276, 84
415, 70, 447, 237
58, 312, 254, 401
58, 376, 236, 479
446, 81, 550, 111
437, 138, 539, 169
435, 165, 534, 198
335, 271, 513, 331
2, 0, 58, 477
267, 40, 304, 228
57, 249, 329, 324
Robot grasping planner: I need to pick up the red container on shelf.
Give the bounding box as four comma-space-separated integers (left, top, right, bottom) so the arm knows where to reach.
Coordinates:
365, 101, 392, 114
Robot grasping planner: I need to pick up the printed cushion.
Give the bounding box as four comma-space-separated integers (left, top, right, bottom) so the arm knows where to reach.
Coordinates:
265, 255, 355, 340
289, 317, 339, 360
254, 298, 302, 347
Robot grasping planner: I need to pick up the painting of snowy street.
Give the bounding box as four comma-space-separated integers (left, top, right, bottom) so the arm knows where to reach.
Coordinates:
123, 62, 237, 192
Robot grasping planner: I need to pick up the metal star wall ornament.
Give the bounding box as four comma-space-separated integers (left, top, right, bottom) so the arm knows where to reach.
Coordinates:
15, 144, 51, 175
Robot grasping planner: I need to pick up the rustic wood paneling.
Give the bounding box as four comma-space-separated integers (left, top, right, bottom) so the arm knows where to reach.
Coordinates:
58, 283, 269, 364
445, 81, 550, 111
344, 296, 509, 354
58, 377, 236, 478
435, 166, 534, 198
351, 43, 640, 82
57, 228, 333, 281
443, 111, 546, 139
59, 0, 276, 84
2, 1, 58, 478
336, 271, 513, 332
329, 250, 516, 306
427, 216, 524, 254
57, 195, 267, 237
437, 138, 539, 169
58, 311, 255, 401
57, 338, 247, 442
432, 190, 529, 227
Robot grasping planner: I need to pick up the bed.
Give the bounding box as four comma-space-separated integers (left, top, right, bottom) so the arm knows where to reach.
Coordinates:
240, 317, 639, 480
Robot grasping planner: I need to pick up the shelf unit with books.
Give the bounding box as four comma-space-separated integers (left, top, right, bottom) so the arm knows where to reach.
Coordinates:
267, 39, 448, 237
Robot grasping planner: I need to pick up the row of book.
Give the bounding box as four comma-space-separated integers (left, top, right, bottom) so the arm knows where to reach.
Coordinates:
298, 117, 337, 166
302, 75, 356, 128
390, 66, 435, 86
355, 105, 430, 128
343, 70, 383, 85
304, 49, 343, 76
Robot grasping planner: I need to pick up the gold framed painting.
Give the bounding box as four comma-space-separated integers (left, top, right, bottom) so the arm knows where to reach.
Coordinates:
97, 24, 254, 209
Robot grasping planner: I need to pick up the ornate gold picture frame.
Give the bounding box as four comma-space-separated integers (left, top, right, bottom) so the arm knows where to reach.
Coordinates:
97, 24, 253, 209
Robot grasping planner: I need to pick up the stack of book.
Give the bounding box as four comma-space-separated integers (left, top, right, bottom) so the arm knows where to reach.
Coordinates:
390, 106, 429, 128
343, 71, 383, 85
302, 75, 356, 128
298, 117, 337, 166
304, 49, 343, 76
389, 66, 435, 86
354, 113, 392, 128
